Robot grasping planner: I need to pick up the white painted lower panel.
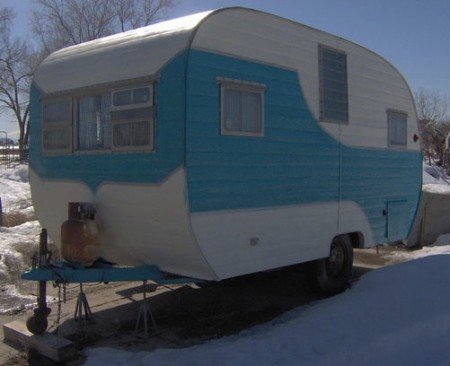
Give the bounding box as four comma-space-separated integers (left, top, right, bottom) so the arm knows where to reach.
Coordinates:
191, 201, 373, 280
29, 167, 217, 280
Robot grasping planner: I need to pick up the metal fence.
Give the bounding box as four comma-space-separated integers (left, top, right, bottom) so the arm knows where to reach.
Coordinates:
0, 147, 28, 166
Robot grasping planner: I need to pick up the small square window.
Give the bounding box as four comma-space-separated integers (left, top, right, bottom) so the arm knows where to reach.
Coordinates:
387, 110, 407, 147
219, 78, 265, 137
113, 90, 132, 106
133, 87, 151, 104
111, 86, 153, 110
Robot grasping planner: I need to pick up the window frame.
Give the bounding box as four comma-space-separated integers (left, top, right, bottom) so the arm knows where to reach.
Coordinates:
41, 82, 156, 155
110, 85, 155, 152
41, 97, 73, 155
218, 77, 265, 137
110, 109, 155, 152
387, 109, 408, 148
318, 44, 349, 124
111, 86, 154, 111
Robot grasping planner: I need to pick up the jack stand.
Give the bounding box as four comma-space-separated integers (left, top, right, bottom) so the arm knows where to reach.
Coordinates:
134, 281, 156, 337
26, 229, 52, 335
74, 283, 93, 323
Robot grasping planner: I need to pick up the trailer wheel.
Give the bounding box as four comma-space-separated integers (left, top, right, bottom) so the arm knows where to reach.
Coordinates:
316, 235, 353, 295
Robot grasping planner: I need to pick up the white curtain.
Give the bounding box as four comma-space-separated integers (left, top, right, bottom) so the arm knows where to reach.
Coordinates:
224, 89, 261, 133
78, 94, 111, 150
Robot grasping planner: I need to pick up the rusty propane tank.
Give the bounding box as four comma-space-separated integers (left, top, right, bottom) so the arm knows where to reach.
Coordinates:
61, 202, 100, 265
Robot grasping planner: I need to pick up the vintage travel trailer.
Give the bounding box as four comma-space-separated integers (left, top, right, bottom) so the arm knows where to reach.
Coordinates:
28, 7, 422, 293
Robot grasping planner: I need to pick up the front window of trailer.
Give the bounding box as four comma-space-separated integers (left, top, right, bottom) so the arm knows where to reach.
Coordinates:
77, 93, 111, 150
41, 83, 154, 154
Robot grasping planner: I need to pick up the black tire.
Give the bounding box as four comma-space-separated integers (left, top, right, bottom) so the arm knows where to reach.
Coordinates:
316, 235, 353, 295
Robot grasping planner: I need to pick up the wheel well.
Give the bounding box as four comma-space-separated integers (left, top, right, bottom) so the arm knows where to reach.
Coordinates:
347, 232, 364, 249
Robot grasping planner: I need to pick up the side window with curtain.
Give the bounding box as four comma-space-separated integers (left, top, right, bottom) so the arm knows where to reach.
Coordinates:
42, 98, 72, 153
219, 78, 265, 137
387, 110, 407, 148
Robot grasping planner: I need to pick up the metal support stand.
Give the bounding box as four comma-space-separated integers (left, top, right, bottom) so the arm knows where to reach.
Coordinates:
74, 283, 93, 323
134, 281, 156, 337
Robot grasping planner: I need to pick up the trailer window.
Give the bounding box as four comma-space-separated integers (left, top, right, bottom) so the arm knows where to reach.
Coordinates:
111, 107, 154, 150
319, 45, 349, 123
112, 86, 153, 110
387, 110, 407, 148
75, 85, 154, 152
77, 93, 112, 150
111, 85, 154, 151
219, 78, 265, 137
43, 84, 154, 154
42, 99, 72, 153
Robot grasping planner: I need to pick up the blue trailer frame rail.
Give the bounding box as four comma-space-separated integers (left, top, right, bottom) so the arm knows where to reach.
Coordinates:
22, 261, 199, 285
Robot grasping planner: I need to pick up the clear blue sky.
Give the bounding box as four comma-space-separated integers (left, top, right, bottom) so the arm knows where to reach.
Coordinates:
1, 0, 449, 137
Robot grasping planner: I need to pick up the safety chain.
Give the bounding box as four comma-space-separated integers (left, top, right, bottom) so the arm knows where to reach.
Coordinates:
52, 281, 67, 332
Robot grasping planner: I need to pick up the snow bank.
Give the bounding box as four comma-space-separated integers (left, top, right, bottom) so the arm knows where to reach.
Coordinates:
423, 163, 450, 193
0, 164, 30, 208
85, 255, 450, 366
0, 165, 40, 313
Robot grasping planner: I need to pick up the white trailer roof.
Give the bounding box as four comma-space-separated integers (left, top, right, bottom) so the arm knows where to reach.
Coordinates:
33, 7, 417, 150
33, 11, 212, 94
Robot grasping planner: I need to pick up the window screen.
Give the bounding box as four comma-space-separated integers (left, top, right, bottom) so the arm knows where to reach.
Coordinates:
111, 107, 154, 150
319, 45, 349, 123
220, 79, 265, 137
388, 110, 407, 147
77, 93, 111, 150
42, 99, 72, 153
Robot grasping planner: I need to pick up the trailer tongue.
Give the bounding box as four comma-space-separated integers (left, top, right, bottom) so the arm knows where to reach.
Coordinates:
23, 229, 198, 334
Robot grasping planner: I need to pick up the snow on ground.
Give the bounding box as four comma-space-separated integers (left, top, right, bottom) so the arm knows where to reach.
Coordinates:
0, 164, 31, 208
83, 163, 450, 366
84, 255, 450, 366
0, 164, 41, 314
423, 163, 450, 193
2, 163, 450, 364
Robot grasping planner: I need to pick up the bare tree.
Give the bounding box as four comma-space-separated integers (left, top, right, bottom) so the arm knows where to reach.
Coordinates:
0, 7, 40, 157
415, 88, 450, 165
110, 0, 173, 31
32, 0, 174, 55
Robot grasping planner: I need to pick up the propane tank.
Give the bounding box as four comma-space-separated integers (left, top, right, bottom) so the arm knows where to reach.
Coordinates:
61, 202, 100, 265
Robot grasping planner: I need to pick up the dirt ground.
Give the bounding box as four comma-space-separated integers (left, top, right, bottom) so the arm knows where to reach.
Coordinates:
0, 244, 415, 365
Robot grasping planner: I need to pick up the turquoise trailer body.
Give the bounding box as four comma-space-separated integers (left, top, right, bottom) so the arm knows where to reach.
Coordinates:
28, 8, 422, 282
